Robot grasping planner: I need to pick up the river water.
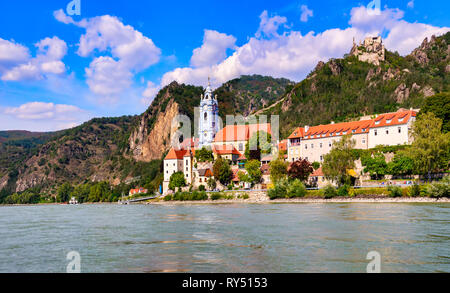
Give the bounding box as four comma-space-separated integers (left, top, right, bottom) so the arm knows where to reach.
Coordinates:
0, 203, 449, 273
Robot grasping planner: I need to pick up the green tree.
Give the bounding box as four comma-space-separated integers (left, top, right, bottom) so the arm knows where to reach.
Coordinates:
269, 156, 288, 184
213, 157, 232, 185
245, 160, 262, 185
207, 178, 217, 190
361, 152, 387, 179
312, 161, 321, 170
88, 181, 111, 202
195, 147, 214, 162
418, 92, 450, 133
168, 172, 186, 191
288, 159, 314, 182
387, 152, 414, 176
57, 182, 73, 203
407, 113, 450, 179
322, 135, 356, 186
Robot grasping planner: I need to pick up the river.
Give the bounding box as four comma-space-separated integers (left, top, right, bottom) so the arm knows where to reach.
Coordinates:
0, 203, 449, 273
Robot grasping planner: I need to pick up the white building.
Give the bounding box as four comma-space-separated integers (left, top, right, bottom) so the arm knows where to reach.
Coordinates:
287, 109, 417, 163
198, 78, 220, 148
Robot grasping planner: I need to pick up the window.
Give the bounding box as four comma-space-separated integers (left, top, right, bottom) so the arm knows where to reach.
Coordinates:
186, 160, 188, 165
311, 144, 314, 149
362, 139, 366, 144
386, 119, 392, 124
186, 167, 188, 171
374, 130, 378, 136
398, 127, 401, 133
173, 163, 175, 167
375, 121, 380, 125
352, 130, 356, 133
329, 142, 332, 147
386, 129, 389, 135
320, 155, 323, 161
239, 143, 243, 151
305, 145, 308, 150
199, 178, 202, 183
204, 112, 207, 121
320, 143, 323, 148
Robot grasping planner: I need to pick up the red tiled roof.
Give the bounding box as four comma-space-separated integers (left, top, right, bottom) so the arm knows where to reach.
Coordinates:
214, 123, 271, 142
165, 147, 196, 160
288, 127, 305, 139
370, 110, 416, 128
212, 144, 242, 155
310, 167, 324, 177
287, 110, 417, 140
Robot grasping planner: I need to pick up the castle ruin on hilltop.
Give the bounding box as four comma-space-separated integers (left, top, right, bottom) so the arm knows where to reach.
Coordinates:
350, 36, 386, 66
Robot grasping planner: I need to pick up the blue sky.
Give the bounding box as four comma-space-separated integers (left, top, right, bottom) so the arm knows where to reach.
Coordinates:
0, 0, 449, 131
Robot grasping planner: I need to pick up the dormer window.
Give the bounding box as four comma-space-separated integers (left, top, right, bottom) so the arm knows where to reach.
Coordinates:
398, 118, 404, 122
386, 119, 392, 124
352, 130, 356, 133
375, 121, 380, 125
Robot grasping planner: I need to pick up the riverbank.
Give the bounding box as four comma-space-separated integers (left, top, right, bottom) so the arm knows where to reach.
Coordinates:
150, 194, 450, 205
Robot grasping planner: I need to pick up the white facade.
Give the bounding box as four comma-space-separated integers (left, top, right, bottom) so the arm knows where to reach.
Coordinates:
368, 119, 414, 149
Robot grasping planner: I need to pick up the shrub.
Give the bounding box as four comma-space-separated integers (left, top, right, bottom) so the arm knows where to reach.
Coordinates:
242, 193, 249, 200
322, 185, 337, 199
164, 195, 172, 201
227, 184, 233, 190
198, 185, 206, 191
337, 184, 350, 197
427, 177, 450, 198
408, 184, 421, 197
211, 193, 222, 201
388, 186, 403, 198
268, 180, 288, 200
286, 179, 307, 198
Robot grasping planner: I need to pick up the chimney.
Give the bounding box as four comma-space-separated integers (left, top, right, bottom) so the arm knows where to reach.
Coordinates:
331, 121, 335, 125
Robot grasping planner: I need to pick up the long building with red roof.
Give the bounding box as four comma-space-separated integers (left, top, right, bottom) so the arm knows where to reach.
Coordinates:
287, 109, 417, 163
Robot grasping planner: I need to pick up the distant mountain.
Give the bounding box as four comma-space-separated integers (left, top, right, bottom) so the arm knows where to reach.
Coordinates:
214, 75, 294, 117
262, 32, 450, 137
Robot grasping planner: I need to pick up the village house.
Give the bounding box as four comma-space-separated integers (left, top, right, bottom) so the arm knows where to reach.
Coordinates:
129, 187, 148, 196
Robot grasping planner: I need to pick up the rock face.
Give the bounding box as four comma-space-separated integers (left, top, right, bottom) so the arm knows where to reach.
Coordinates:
129, 98, 181, 162
393, 83, 410, 103
410, 36, 435, 65
351, 36, 385, 66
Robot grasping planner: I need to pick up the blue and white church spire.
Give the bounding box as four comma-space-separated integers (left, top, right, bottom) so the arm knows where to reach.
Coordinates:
198, 77, 220, 148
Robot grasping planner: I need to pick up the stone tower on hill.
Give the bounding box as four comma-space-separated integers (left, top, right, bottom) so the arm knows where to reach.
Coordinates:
350, 36, 386, 66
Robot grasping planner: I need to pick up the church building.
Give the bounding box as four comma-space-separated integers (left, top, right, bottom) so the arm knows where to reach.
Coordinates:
198, 78, 220, 148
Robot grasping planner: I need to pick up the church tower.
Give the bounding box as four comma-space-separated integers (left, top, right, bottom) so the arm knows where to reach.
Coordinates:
198, 78, 219, 148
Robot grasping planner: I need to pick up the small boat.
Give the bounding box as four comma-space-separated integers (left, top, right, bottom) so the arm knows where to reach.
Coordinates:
69, 197, 79, 205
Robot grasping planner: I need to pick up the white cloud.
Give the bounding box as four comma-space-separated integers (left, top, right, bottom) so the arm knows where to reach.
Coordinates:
300, 5, 313, 22
255, 10, 288, 38
190, 30, 237, 67
407, 1, 414, 9
0, 36, 67, 81
156, 5, 449, 92
141, 81, 161, 105
4, 102, 86, 121
0, 38, 30, 72
85, 56, 132, 100
54, 10, 162, 103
